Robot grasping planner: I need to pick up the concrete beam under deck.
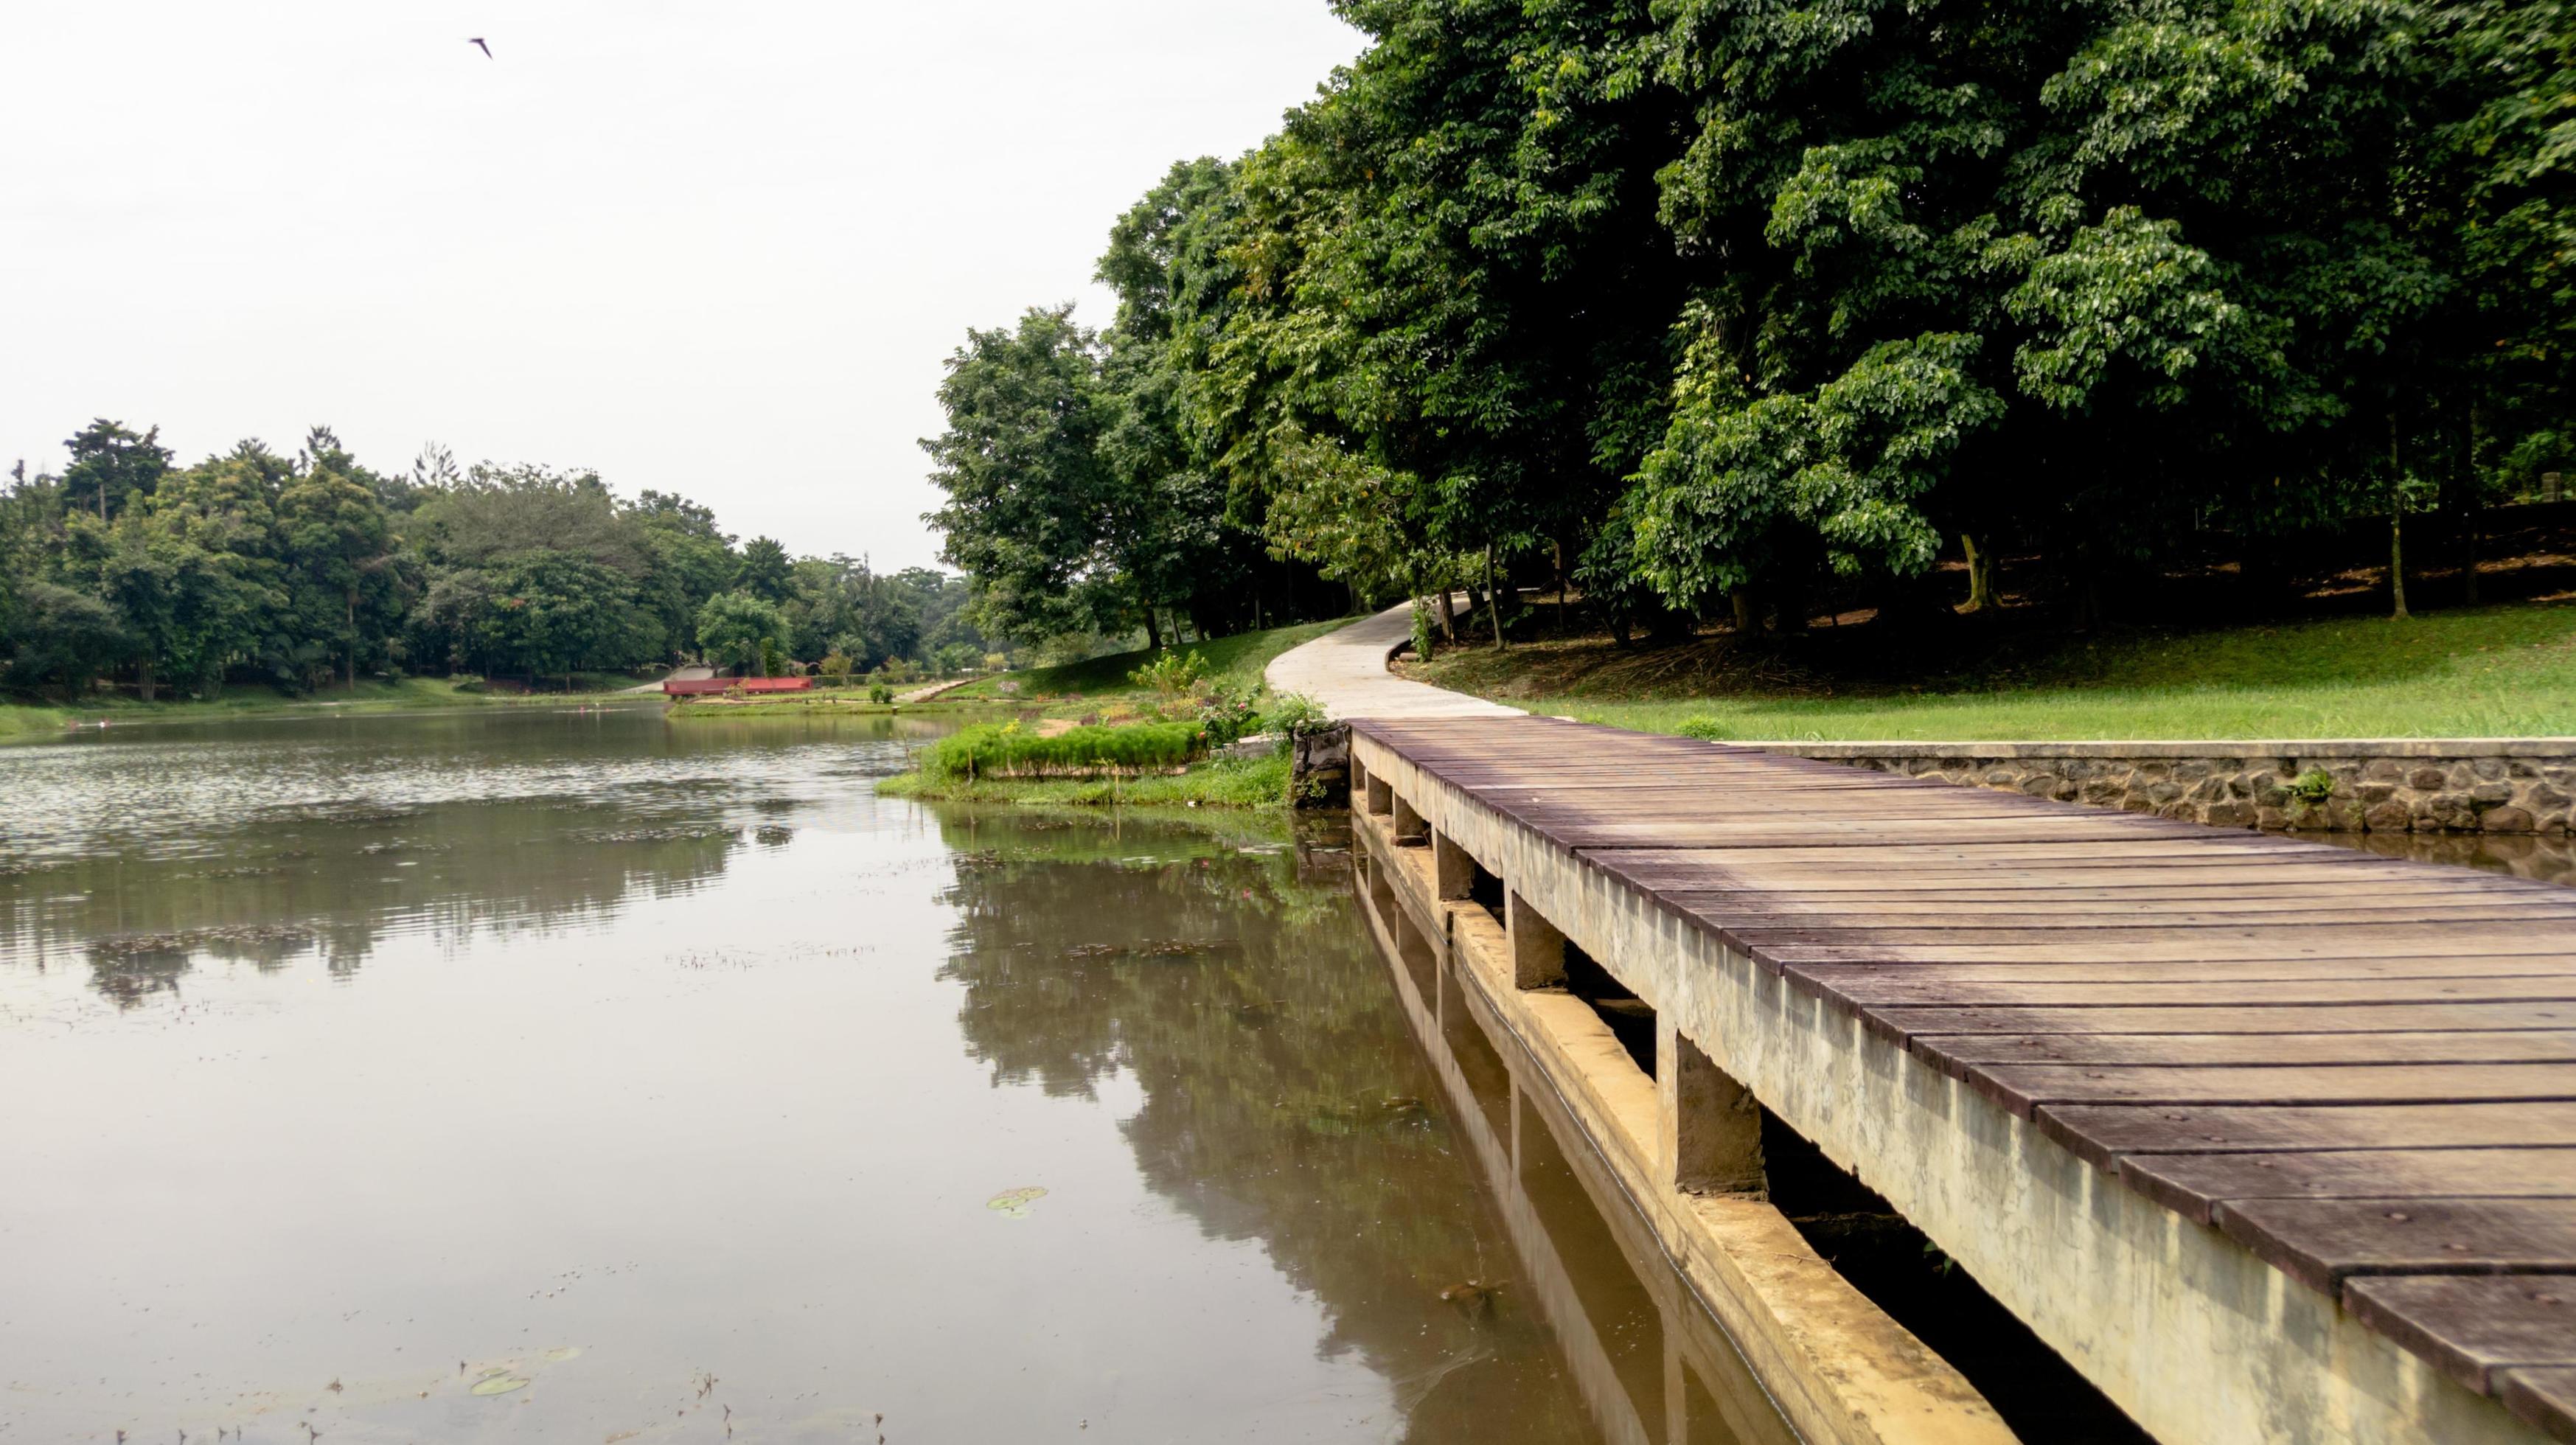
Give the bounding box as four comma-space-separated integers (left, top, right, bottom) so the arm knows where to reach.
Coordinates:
1351, 730, 2549, 1445
1354, 806, 2014, 1445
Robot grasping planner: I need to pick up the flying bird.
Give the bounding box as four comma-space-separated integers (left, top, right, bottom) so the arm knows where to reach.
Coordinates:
468, 37, 492, 58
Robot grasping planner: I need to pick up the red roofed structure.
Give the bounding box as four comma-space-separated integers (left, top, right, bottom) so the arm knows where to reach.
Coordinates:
662, 676, 813, 696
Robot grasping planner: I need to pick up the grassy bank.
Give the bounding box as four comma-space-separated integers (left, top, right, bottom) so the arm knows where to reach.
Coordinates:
1401, 602, 2576, 740
663, 694, 993, 720
940, 619, 1352, 719
1, 675, 662, 742
877, 753, 1291, 809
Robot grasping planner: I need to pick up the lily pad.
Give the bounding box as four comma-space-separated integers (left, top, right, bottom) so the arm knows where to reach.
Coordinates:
985, 1185, 1048, 1218
470, 1372, 531, 1397
541, 1345, 583, 1362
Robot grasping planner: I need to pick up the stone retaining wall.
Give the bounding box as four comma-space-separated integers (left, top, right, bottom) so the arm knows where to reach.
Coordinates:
1289, 722, 1351, 808
1755, 739, 2576, 835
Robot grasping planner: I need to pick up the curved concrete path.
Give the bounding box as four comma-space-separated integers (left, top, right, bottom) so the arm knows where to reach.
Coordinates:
1265, 598, 1522, 720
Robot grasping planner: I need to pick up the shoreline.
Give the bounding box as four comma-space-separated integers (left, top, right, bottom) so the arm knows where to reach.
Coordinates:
877, 753, 1290, 809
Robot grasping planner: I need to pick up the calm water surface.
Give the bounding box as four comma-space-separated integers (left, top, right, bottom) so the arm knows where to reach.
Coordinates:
0, 707, 1779, 1444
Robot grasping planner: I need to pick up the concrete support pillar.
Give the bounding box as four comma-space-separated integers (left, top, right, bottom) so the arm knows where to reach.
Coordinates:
1433, 830, 1475, 900
1351, 756, 1373, 805
1391, 791, 1427, 843
1665, 1332, 1688, 1445
1506, 890, 1565, 989
1660, 1018, 1766, 1196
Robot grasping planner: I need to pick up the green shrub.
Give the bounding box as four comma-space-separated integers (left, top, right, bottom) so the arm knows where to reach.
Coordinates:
1196, 679, 1261, 747
1261, 692, 1327, 739
1129, 650, 1208, 697
868, 680, 894, 704
919, 720, 1205, 780
1676, 715, 1729, 740
2288, 767, 2337, 804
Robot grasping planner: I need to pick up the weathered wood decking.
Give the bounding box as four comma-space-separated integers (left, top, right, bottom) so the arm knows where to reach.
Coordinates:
1351, 714, 2576, 1444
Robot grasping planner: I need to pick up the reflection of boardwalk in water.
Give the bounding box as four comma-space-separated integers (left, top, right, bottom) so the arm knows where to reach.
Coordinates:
1355, 839, 1792, 1445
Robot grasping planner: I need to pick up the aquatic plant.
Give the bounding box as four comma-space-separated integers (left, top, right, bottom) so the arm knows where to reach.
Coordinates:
919, 720, 1205, 780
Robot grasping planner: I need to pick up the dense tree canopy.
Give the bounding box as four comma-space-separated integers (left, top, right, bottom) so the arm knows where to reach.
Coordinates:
1, 428, 984, 700
926, 0, 2576, 641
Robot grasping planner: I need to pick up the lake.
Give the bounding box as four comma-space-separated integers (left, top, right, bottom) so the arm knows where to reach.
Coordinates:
0, 706, 1782, 1444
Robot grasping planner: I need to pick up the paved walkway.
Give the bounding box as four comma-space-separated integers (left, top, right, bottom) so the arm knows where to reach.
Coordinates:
1264, 598, 1523, 720
896, 676, 978, 704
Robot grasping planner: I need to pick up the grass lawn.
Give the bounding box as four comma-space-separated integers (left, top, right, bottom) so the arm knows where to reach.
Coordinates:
1401, 602, 2576, 740
0, 675, 658, 744
940, 619, 1354, 718
876, 753, 1291, 809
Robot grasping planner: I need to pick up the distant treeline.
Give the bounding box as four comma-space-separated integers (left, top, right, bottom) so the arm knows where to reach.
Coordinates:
0, 423, 984, 700
927, 0, 2576, 638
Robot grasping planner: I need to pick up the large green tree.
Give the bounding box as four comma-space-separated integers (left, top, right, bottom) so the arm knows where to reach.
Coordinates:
60, 419, 172, 523
278, 458, 400, 690
695, 590, 788, 675
924, 306, 1134, 644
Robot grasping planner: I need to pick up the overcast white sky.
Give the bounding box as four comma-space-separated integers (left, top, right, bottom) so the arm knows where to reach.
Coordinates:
1, 3, 1363, 571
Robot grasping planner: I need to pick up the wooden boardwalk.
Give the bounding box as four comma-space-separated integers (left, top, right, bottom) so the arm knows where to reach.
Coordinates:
1351, 714, 2576, 1442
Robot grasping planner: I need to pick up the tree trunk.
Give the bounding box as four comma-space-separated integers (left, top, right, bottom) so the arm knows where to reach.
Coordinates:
1435, 585, 1456, 641
136, 659, 156, 704
1960, 534, 1997, 612
1553, 538, 1568, 634
2390, 414, 2410, 621
1729, 586, 1761, 636
1485, 547, 1506, 651
345, 588, 358, 692
1143, 607, 1163, 652
2463, 402, 2484, 607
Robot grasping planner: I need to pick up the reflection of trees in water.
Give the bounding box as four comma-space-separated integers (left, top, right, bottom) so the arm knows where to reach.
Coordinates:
933, 815, 1598, 1440
1, 709, 934, 1006
7, 799, 751, 1006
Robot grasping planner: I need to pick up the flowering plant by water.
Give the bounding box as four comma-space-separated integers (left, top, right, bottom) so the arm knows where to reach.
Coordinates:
1194, 680, 1261, 748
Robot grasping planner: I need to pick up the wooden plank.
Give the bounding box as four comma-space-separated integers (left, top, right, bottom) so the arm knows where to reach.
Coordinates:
1540, 820, 2203, 849
1598, 840, 2368, 868
1863, 1003, 2576, 1040
1595, 861, 2448, 894
2123, 1149, 2576, 1225
1785, 961, 2576, 989
2211, 1197, 2576, 1292
1719, 906, 2576, 930
1750, 932, 2576, 963
1794, 971, 2576, 1011
2339, 1275, 2576, 1391
1912, 1031, 2576, 1070
1959, 1061, 2576, 1118
2033, 1101, 2576, 1166
2499, 1366, 2576, 1444
1668, 886, 2555, 914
